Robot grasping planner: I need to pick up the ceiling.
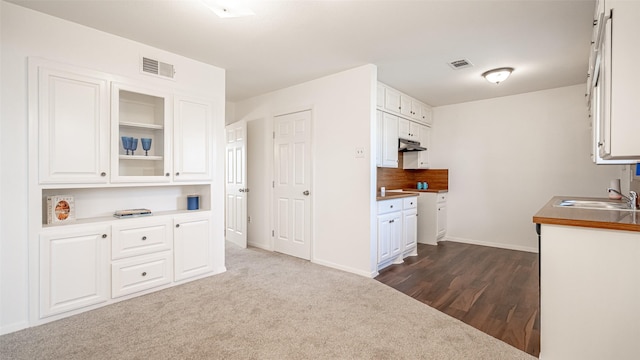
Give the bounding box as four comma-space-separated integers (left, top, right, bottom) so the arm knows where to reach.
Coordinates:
7, 0, 596, 106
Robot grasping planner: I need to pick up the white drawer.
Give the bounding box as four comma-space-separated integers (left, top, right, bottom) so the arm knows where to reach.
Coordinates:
111, 251, 172, 298
403, 197, 418, 210
437, 193, 447, 203
377, 198, 403, 215
112, 219, 172, 260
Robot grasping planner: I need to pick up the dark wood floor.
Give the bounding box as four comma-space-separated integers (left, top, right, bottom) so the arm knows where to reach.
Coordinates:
375, 241, 540, 357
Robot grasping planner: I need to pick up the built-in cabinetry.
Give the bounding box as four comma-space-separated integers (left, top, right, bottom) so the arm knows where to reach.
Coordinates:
588, 0, 640, 162
376, 196, 418, 270
29, 57, 223, 326
376, 82, 433, 169
417, 192, 447, 245
376, 110, 399, 167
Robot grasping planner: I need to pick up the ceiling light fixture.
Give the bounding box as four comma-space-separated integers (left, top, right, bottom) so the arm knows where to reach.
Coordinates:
201, 0, 255, 18
481, 67, 514, 84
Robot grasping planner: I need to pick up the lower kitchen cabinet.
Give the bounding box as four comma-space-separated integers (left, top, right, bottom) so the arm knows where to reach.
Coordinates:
39, 225, 110, 318
418, 192, 447, 245
111, 250, 172, 298
377, 196, 418, 270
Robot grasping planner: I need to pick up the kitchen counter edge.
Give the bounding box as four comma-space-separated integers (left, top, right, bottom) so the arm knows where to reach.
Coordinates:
533, 196, 640, 232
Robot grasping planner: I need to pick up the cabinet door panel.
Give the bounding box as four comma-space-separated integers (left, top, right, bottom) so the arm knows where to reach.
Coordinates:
174, 96, 213, 181
40, 226, 109, 318
38, 66, 109, 183
403, 209, 418, 252
381, 113, 399, 167
174, 215, 213, 281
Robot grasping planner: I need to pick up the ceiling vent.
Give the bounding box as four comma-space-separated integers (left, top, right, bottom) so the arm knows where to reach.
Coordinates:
448, 59, 474, 70
141, 57, 175, 79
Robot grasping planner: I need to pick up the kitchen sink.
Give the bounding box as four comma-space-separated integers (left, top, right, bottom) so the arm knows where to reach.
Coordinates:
553, 199, 634, 211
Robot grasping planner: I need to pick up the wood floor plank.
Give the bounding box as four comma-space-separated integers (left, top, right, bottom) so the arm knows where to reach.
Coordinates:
375, 241, 540, 357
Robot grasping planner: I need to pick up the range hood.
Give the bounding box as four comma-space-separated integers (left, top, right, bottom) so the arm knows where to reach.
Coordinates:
398, 138, 427, 152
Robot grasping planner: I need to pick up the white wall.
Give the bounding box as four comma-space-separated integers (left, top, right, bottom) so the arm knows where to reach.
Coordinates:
431, 85, 622, 251
234, 64, 378, 277
0, 2, 226, 334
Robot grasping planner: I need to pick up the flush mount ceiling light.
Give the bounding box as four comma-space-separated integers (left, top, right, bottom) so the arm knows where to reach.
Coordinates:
201, 0, 255, 18
481, 67, 514, 84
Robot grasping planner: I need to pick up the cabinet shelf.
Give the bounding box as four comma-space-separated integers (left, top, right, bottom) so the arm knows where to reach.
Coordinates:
119, 121, 164, 130
41, 209, 211, 229
119, 155, 163, 161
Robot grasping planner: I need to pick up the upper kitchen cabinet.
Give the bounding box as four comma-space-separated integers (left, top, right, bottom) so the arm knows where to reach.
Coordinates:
377, 82, 433, 125
111, 83, 172, 183
590, 0, 640, 161
36, 61, 110, 184
377, 110, 399, 168
403, 124, 431, 169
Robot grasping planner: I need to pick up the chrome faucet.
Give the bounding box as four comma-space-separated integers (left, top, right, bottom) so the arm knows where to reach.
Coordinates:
607, 188, 638, 210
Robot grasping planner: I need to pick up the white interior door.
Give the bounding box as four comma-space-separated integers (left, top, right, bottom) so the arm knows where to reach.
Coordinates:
273, 110, 312, 260
225, 121, 247, 248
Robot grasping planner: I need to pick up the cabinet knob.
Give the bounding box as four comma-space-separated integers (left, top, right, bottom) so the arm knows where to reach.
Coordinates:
390, 205, 393, 208
410, 202, 414, 205
166, 173, 170, 177
389, 219, 395, 223
176, 224, 180, 228
102, 234, 107, 238
141, 272, 147, 277
142, 236, 147, 240
175, 172, 180, 176
100, 172, 106, 177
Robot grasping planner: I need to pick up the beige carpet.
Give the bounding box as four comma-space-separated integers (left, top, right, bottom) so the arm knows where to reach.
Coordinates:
0, 242, 535, 359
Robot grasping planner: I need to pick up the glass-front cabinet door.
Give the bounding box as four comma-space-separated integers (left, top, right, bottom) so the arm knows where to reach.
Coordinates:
111, 83, 171, 182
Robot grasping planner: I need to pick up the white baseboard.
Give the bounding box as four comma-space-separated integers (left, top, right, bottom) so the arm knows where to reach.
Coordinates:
0, 320, 29, 336
442, 236, 538, 253
311, 258, 377, 278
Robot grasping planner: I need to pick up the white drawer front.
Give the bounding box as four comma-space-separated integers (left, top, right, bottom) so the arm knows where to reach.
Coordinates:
403, 197, 418, 210
378, 199, 403, 215
112, 220, 172, 259
112, 251, 172, 298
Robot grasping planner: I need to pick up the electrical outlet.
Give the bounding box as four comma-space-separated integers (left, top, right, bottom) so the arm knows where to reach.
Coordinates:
355, 147, 365, 158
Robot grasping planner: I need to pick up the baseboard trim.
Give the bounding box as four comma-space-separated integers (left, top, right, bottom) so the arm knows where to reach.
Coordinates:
442, 236, 538, 253
0, 320, 29, 336
311, 258, 377, 278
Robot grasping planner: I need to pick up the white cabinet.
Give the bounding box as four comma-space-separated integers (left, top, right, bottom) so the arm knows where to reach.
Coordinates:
398, 118, 419, 141
418, 104, 433, 125
417, 192, 447, 245
403, 124, 431, 169
591, 0, 640, 160
377, 111, 399, 168
384, 86, 402, 114
39, 225, 110, 318
36, 63, 110, 184
174, 213, 213, 281
377, 196, 418, 270
402, 197, 418, 256
111, 218, 172, 260
111, 251, 172, 298
111, 82, 172, 182
173, 95, 213, 181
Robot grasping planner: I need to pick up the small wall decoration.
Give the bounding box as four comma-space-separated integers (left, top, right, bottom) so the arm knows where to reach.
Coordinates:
46, 195, 75, 224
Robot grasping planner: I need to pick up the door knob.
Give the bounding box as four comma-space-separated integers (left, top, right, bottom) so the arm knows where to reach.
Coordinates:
303, 190, 310, 196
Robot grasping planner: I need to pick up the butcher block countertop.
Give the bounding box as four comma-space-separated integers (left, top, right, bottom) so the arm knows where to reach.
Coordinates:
533, 196, 640, 232
376, 192, 419, 201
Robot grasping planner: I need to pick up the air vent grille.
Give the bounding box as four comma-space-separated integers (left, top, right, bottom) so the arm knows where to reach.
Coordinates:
141, 57, 175, 79
448, 59, 473, 70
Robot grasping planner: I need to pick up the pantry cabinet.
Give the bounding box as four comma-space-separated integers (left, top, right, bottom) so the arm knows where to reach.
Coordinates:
39, 225, 110, 318
37, 65, 110, 184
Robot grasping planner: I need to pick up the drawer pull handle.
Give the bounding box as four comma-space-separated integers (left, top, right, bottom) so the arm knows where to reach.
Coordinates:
141, 272, 147, 277
142, 236, 147, 240
390, 205, 393, 208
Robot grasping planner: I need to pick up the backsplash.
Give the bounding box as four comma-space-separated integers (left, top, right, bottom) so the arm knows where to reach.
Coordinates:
377, 153, 448, 190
